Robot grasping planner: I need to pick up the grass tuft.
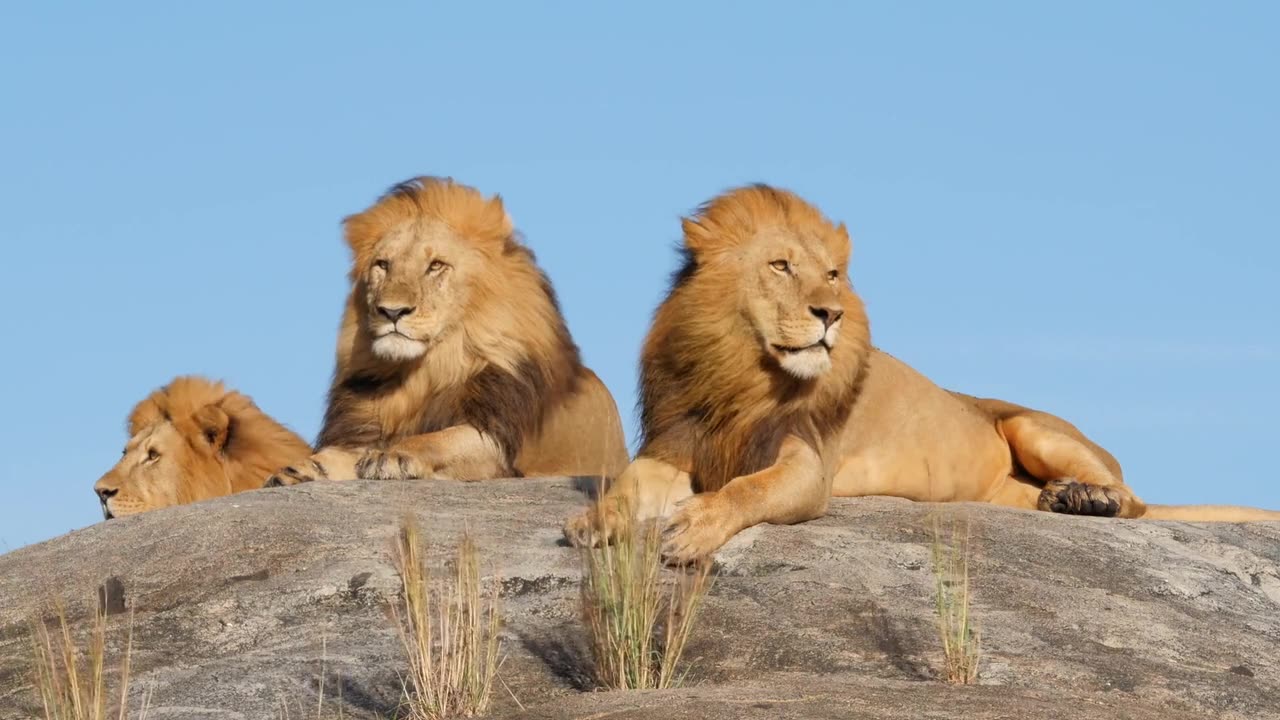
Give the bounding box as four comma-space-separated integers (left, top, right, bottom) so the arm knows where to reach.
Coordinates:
391, 516, 501, 719
28, 601, 149, 720
930, 511, 980, 685
578, 504, 713, 690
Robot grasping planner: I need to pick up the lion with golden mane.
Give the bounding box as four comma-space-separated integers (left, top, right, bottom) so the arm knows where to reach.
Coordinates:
267, 176, 628, 486
94, 376, 312, 518
565, 184, 1280, 563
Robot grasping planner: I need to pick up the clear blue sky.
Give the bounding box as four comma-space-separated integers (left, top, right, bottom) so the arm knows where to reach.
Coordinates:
2, 2, 1277, 550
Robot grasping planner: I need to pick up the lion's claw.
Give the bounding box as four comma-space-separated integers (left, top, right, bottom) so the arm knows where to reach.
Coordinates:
563, 502, 626, 548
660, 494, 732, 565
264, 462, 324, 488
356, 450, 425, 480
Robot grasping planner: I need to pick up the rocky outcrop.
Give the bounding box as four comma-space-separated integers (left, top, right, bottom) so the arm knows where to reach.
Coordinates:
1, 479, 1278, 719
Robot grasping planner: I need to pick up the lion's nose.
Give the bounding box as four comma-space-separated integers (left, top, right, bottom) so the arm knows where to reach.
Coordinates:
376, 305, 414, 323
95, 485, 118, 520
810, 306, 844, 329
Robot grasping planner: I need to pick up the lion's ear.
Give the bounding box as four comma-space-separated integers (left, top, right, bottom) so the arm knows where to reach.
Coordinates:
342, 212, 379, 271
127, 393, 166, 437
476, 193, 514, 252
194, 405, 232, 453
832, 222, 852, 265
682, 217, 712, 254
488, 194, 513, 232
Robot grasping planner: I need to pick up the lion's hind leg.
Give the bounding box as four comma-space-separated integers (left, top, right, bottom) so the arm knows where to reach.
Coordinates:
1037, 478, 1133, 517
997, 413, 1146, 519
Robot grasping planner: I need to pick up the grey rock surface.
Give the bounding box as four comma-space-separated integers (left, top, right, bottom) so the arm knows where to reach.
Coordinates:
1, 478, 1278, 719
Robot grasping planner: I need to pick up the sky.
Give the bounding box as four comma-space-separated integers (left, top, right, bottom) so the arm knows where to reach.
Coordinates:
1, 2, 1277, 550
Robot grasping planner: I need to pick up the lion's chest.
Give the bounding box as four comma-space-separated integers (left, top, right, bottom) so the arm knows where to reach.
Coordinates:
374, 381, 468, 441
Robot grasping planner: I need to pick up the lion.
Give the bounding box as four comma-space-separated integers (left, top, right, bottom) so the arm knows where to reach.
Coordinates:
564, 184, 1280, 563
94, 376, 312, 518
266, 176, 628, 487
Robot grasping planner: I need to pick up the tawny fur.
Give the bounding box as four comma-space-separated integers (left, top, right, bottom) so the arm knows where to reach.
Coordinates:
565, 185, 1280, 563
266, 176, 628, 487
94, 376, 312, 518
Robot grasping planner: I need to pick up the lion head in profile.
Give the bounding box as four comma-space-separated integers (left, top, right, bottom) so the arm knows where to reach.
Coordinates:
639, 184, 872, 490
94, 376, 311, 518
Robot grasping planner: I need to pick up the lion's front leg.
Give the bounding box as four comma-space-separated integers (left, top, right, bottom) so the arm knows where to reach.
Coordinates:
355, 425, 510, 482
661, 435, 829, 564
264, 447, 362, 487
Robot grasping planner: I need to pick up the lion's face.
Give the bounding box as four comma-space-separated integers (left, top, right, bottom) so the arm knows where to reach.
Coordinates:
93, 421, 228, 518
738, 229, 847, 380
677, 185, 856, 384
360, 220, 478, 362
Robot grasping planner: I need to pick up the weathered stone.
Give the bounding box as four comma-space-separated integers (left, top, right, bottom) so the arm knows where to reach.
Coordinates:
1, 479, 1278, 719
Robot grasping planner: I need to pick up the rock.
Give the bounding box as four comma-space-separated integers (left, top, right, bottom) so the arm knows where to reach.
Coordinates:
1, 479, 1279, 719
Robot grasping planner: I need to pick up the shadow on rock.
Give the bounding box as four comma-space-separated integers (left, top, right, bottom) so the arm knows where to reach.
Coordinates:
516, 626, 596, 691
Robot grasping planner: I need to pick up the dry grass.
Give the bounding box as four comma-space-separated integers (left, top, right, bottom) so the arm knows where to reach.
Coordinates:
391, 517, 502, 720
578, 504, 714, 690
28, 602, 150, 720
930, 512, 980, 685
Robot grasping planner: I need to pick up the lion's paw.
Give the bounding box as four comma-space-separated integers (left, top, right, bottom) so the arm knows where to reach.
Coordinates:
355, 449, 426, 481
562, 502, 628, 548
264, 460, 327, 488
661, 494, 734, 565
1038, 478, 1124, 517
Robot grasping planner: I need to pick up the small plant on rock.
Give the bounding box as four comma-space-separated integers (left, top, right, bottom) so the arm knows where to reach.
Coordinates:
28, 601, 150, 720
391, 517, 501, 720
578, 503, 714, 690
930, 511, 980, 685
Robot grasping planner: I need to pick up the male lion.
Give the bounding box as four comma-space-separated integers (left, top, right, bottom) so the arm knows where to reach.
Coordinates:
267, 177, 628, 486
564, 184, 1280, 563
94, 376, 312, 518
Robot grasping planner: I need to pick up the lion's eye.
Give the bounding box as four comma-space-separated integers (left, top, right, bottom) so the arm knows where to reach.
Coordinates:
770, 260, 790, 273
373, 259, 390, 272
427, 260, 447, 274
826, 269, 840, 282
146, 448, 160, 461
